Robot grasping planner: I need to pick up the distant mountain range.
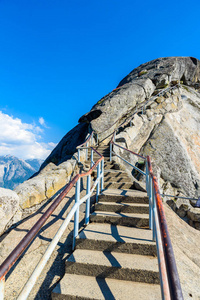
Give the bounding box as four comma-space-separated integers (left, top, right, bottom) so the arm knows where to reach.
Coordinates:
0, 155, 43, 190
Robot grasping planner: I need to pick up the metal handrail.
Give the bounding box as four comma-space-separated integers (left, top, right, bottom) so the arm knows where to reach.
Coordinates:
0, 147, 104, 299
147, 156, 183, 300
109, 133, 183, 299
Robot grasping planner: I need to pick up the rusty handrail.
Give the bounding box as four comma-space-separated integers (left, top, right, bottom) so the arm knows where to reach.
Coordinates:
0, 147, 103, 283
147, 156, 183, 300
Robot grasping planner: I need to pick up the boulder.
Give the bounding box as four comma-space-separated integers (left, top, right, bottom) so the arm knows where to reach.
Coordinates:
0, 188, 22, 235
15, 157, 79, 210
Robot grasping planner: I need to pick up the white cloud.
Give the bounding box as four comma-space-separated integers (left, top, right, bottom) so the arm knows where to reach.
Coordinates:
39, 117, 49, 128
39, 117, 45, 126
0, 111, 56, 160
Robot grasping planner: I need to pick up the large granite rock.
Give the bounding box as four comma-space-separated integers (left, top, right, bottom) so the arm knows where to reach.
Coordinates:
79, 57, 200, 141
0, 188, 22, 235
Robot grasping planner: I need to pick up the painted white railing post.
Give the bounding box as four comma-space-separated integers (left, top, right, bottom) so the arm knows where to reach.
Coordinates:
85, 175, 91, 225
86, 142, 88, 161
91, 148, 93, 168
96, 163, 100, 203
110, 143, 112, 162
100, 159, 104, 192
72, 178, 80, 250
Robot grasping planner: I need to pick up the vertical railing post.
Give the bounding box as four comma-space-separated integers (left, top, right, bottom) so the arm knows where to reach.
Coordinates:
145, 160, 149, 197
72, 178, 80, 250
78, 148, 80, 163
100, 159, 104, 192
149, 176, 153, 230
152, 190, 156, 242
110, 143, 112, 162
85, 174, 91, 225
91, 148, 93, 168
96, 163, 100, 203
86, 142, 88, 161
0, 277, 5, 300
114, 131, 116, 142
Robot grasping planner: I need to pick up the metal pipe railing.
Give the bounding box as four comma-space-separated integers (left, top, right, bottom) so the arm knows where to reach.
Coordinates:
108, 132, 183, 299
0, 146, 104, 299
147, 156, 183, 300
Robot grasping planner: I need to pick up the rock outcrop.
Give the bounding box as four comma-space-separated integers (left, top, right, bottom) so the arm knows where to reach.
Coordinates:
79, 57, 200, 140
0, 188, 22, 235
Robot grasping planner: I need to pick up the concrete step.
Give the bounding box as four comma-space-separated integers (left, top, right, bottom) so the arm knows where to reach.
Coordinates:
90, 211, 149, 228
104, 176, 131, 183
52, 273, 161, 300
95, 202, 149, 214
76, 223, 156, 256
65, 249, 159, 284
93, 169, 127, 176
99, 189, 148, 204
103, 181, 146, 191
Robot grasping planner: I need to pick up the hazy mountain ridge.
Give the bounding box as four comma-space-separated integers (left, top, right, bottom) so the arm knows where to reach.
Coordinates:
0, 155, 43, 190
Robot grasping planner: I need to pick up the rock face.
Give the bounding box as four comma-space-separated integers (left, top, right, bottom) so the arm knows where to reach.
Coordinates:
0, 188, 22, 235
79, 57, 200, 140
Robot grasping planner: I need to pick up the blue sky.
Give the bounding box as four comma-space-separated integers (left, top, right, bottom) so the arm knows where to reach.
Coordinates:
0, 0, 200, 159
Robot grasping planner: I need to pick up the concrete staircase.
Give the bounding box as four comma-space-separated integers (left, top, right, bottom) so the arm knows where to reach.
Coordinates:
52, 145, 161, 299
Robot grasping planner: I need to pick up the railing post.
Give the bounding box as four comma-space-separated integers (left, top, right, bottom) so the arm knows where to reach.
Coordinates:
91, 148, 93, 168
110, 143, 112, 162
96, 163, 100, 203
152, 191, 156, 242
114, 131, 116, 142
72, 178, 80, 250
149, 176, 153, 230
86, 142, 88, 161
85, 175, 91, 225
96, 133, 98, 144
0, 277, 5, 300
100, 159, 104, 192
78, 148, 80, 163
145, 160, 149, 197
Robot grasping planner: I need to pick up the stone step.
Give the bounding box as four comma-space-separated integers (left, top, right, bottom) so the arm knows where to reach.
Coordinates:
90, 211, 149, 228
95, 202, 149, 214
76, 223, 156, 256
93, 153, 111, 158
103, 181, 146, 191
93, 169, 127, 176
104, 176, 131, 183
65, 249, 159, 284
99, 189, 148, 204
52, 274, 161, 300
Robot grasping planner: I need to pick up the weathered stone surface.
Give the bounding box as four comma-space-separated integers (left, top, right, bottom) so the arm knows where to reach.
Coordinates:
187, 207, 200, 222
79, 57, 200, 141
164, 203, 200, 299
15, 157, 79, 210
0, 188, 22, 235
